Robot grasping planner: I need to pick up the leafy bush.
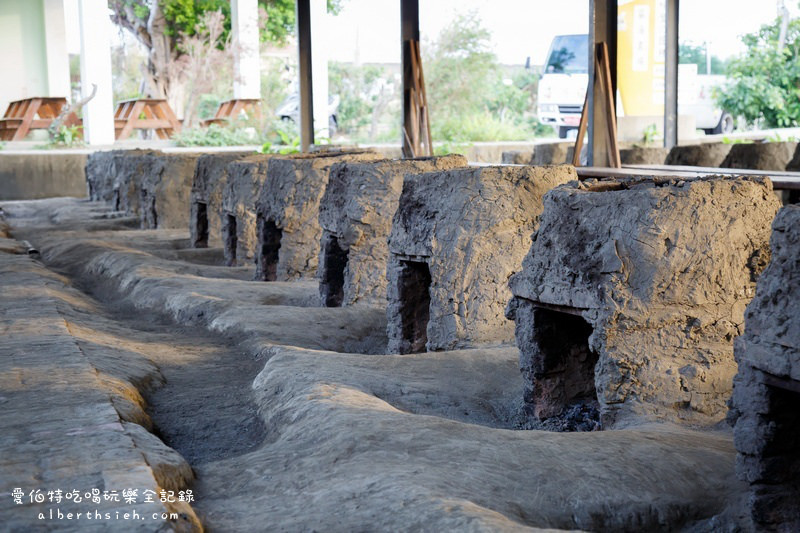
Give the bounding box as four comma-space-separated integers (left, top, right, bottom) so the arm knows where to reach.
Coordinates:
172, 122, 262, 146
328, 62, 400, 143
424, 13, 549, 143
43, 125, 85, 148
716, 10, 800, 128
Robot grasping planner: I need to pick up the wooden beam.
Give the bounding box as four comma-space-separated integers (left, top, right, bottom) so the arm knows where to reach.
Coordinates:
588, 0, 618, 166
401, 0, 420, 158
296, 0, 314, 152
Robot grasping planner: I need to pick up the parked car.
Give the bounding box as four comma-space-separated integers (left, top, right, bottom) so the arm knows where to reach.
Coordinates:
276, 92, 340, 136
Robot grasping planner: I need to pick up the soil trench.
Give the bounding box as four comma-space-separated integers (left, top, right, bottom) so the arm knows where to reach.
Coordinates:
62, 271, 267, 527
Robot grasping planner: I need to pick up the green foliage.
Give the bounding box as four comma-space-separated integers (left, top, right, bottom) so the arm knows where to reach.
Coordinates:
258, 118, 305, 153
110, 0, 343, 45
641, 123, 661, 146
260, 57, 292, 116
716, 8, 800, 128
424, 13, 549, 143
433, 141, 472, 156
46, 125, 85, 148
679, 43, 727, 74
766, 131, 798, 142
172, 122, 262, 147
328, 62, 399, 142
721, 136, 754, 145
426, 13, 497, 122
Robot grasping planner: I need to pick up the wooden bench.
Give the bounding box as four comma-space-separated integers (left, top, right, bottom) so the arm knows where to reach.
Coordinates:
0, 97, 80, 141
202, 98, 261, 126
114, 98, 181, 140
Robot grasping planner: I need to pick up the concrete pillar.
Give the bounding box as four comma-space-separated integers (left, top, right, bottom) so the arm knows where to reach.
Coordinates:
78, 0, 114, 145
231, 0, 260, 99
43, 0, 70, 98
310, 0, 329, 139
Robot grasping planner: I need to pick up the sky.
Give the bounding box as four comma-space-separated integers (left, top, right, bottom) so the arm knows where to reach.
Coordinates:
63, 0, 799, 66
328, 0, 799, 65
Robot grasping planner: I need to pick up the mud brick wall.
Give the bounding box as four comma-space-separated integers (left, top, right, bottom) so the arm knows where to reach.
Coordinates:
508, 176, 780, 428
111, 149, 163, 216
254, 150, 383, 281
721, 141, 798, 171
665, 143, 731, 167
140, 153, 203, 230
317, 155, 467, 307
386, 165, 577, 354
730, 205, 800, 531
620, 146, 669, 165
85, 150, 118, 202
221, 154, 278, 267
190, 152, 253, 248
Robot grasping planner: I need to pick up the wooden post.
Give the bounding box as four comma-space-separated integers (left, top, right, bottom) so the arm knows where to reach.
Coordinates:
296, 0, 314, 152
587, 0, 618, 166
401, 0, 420, 158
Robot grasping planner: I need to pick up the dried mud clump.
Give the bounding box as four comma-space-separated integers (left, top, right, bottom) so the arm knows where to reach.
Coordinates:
508, 175, 780, 429
317, 155, 467, 306
254, 150, 382, 281
222, 154, 277, 266
729, 204, 800, 531
140, 152, 203, 230
386, 164, 578, 354
190, 152, 252, 248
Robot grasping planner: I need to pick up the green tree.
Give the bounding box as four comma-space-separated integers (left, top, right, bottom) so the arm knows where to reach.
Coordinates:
679, 43, 727, 75
716, 8, 800, 128
424, 13, 542, 142
329, 62, 399, 142
108, 0, 341, 113
425, 13, 497, 121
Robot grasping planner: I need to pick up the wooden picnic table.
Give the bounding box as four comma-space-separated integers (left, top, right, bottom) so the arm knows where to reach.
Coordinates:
0, 97, 80, 141
202, 98, 261, 126
114, 98, 181, 140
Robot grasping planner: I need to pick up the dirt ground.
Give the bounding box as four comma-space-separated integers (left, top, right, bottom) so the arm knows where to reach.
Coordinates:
0, 198, 751, 532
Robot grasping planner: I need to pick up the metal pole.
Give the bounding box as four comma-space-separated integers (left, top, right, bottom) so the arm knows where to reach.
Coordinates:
401, 0, 420, 157
587, 0, 617, 166
296, 0, 314, 151
664, 0, 679, 149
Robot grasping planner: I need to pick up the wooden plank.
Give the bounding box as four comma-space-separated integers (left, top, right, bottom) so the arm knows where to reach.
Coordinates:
115, 100, 145, 140
575, 165, 800, 190
572, 89, 590, 166
158, 101, 181, 133
414, 40, 433, 156
598, 43, 621, 168
12, 98, 42, 141
140, 104, 165, 139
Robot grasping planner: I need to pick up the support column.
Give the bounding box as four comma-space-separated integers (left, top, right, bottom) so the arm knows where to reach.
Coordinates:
401, 0, 419, 157
664, 0, 679, 149
232, 0, 261, 100
296, 0, 314, 151
43, 0, 70, 98
310, 0, 329, 140
587, 0, 617, 166
78, 0, 114, 145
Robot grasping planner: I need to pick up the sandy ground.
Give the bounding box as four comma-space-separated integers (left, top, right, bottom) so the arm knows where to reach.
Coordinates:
0, 198, 750, 532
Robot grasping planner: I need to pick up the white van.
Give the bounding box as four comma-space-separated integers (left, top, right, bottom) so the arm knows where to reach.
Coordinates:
537, 34, 734, 138
537, 34, 589, 139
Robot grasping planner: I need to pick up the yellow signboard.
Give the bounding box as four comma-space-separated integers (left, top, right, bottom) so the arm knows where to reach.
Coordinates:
617, 0, 665, 116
